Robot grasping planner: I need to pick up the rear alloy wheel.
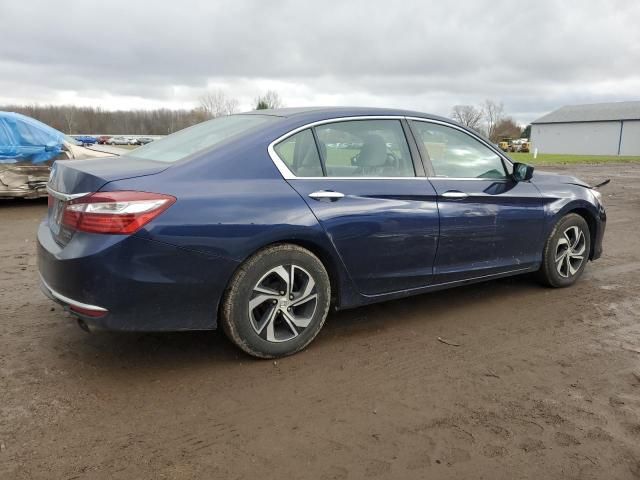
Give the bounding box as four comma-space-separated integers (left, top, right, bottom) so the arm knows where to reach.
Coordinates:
221, 244, 331, 358
249, 264, 319, 343
538, 213, 591, 287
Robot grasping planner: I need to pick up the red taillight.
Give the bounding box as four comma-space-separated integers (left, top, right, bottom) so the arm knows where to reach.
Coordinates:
62, 191, 176, 234
69, 305, 108, 318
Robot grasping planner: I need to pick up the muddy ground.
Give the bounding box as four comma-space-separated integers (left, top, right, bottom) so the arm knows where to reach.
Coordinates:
1, 163, 639, 479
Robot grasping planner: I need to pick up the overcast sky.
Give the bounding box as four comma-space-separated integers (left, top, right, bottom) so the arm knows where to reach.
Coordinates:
0, 0, 638, 124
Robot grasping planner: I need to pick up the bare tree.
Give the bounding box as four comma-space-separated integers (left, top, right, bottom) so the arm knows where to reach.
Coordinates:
62, 108, 76, 133
198, 89, 239, 119
255, 90, 283, 110
451, 105, 483, 132
482, 99, 505, 142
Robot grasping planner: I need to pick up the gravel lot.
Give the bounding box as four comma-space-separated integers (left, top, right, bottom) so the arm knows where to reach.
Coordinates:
1, 163, 639, 479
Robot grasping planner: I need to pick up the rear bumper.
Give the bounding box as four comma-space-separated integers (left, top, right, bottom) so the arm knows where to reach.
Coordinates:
0, 166, 49, 198
0, 188, 47, 198
37, 221, 240, 331
40, 273, 108, 315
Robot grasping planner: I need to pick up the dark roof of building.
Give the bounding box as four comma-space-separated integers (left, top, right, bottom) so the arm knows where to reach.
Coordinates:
532, 101, 640, 124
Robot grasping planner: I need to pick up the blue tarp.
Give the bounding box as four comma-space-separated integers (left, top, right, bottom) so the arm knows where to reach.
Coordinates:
0, 112, 65, 164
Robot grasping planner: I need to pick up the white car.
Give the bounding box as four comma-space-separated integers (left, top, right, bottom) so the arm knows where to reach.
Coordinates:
107, 136, 135, 145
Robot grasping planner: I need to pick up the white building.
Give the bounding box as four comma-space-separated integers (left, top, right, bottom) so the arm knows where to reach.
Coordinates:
531, 101, 640, 155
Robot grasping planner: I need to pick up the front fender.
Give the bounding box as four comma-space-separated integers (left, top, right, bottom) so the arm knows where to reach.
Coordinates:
538, 184, 605, 260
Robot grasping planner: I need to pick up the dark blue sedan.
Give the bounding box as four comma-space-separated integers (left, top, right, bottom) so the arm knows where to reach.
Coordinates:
38, 107, 606, 358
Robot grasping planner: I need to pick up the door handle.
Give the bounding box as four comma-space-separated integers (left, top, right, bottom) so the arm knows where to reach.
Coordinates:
441, 190, 469, 199
308, 190, 345, 201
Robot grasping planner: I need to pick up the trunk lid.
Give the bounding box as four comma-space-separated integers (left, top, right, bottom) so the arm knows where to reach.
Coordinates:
47, 156, 169, 245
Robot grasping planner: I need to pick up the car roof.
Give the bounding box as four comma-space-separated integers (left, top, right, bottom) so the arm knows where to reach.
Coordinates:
240, 106, 451, 123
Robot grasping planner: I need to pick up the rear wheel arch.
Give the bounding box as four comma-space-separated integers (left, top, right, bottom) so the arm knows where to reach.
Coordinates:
221, 239, 344, 316
219, 242, 332, 358
278, 239, 343, 306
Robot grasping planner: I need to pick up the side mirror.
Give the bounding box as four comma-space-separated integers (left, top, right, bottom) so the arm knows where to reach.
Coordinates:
512, 162, 534, 182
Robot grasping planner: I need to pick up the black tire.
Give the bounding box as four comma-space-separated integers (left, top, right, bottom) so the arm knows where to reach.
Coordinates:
220, 244, 331, 358
537, 213, 591, 288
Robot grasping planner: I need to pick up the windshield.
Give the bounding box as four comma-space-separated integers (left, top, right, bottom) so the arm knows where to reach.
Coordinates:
129, 114, 277, 163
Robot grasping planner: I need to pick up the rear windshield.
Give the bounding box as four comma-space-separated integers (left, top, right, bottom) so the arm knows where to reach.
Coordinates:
129, 114, 277, 163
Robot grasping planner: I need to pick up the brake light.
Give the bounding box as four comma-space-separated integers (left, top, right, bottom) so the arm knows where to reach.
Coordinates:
62, 191, 176, 234
69, 305, 108, 318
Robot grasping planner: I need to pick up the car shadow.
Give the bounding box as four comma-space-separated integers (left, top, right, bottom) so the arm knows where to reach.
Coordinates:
66, 274, 543, 371
0, 197, 48, 208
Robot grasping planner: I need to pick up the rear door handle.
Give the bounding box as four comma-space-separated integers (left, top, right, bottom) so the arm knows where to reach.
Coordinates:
441, 190, 468, 199
308, 190, 345, 201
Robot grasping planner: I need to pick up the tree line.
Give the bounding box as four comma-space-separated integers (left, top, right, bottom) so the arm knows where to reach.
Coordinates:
2, 91, 527, 141
450, 100, 527, 142
0, 90, 284, 135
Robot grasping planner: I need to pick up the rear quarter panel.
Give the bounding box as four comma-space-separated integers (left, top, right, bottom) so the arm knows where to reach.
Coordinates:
103, 142, 361, 308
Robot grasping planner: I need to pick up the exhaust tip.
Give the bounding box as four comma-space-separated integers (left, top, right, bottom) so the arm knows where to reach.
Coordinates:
77, 318, 91, 333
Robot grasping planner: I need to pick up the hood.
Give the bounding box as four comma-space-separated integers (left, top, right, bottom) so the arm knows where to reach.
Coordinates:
531, 170, 592, 189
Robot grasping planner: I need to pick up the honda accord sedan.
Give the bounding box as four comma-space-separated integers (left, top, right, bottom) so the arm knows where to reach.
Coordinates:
38, 107, 606, 358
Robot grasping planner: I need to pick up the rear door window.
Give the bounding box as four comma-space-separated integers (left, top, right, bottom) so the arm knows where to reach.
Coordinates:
315, 120, 415, 177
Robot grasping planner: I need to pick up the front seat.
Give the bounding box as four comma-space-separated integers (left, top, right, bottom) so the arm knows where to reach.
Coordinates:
355, 134, 389, 176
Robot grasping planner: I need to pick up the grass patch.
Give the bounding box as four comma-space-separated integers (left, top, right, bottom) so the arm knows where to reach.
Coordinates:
508, 152, 640, 165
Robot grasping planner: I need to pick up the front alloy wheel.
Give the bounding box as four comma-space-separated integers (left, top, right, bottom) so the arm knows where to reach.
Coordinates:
554, 225, 587, 278
538, 213, 591, 287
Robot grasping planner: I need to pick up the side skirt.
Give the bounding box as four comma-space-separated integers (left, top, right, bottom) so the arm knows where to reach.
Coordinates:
336, 265, 540, 310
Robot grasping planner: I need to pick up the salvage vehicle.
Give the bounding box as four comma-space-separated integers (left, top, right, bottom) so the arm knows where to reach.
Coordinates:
0, 112, 118, 199
38, 107, 606, 358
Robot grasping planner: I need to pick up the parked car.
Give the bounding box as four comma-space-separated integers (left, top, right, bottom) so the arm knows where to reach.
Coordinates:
106, 136, 134, 145
137, 137, 154, 145
39, 107, 606, 358
72, 135, 97, 146
0, 112, 118, 199
96, 135, 111, 145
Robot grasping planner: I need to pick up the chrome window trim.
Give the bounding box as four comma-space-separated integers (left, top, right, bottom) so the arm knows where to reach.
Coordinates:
40, 274, 108, 312
268, 115, 414, 180
46, 185, 90, 201
267, 115, 513, 181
